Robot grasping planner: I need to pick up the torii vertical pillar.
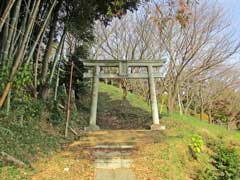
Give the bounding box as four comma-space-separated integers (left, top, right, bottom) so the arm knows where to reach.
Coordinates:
85, 66, 100, 130
148, 65, 165, 130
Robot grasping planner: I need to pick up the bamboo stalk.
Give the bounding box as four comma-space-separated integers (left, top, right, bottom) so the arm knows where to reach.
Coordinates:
4, 0, 22, 61
0, 0, 16, 31
26, 0, 57, 65
49, 31, 65, 84
0, 0, 42, 108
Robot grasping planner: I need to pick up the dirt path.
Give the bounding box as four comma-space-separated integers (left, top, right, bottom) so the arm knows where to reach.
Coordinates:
31, 130, 161, 180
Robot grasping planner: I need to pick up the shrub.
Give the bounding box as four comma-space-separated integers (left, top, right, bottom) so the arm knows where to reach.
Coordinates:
50, 101, 64, 125
213, 146, 240, 180
189, 135, 204, 159
197, 165, 217, 180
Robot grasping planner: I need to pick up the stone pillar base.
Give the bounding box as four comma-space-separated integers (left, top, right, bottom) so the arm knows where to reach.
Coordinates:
84, 125, 100, 131
151, 124, 165, 131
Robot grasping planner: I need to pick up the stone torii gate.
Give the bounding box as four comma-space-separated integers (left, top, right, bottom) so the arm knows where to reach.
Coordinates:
81, 60, 165, 131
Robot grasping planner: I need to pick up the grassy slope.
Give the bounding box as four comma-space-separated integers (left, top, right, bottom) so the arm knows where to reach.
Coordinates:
100, 83, 240, 141
1, 83, 239, 179
99, 83, 151, 112
99, 83, 240, 179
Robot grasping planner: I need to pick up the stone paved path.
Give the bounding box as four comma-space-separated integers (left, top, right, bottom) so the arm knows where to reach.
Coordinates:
96, 169, 135, 180
93, 144, 136, 180
31, 130, 157, 180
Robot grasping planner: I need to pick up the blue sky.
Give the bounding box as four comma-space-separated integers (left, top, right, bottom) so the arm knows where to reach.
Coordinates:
217, 0, 240, 36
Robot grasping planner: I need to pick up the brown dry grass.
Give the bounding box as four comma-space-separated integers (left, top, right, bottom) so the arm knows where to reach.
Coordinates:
31, 130, 154, 180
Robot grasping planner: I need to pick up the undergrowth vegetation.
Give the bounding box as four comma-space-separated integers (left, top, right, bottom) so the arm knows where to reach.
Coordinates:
189, 135, 204, 159
197, 145, 240, 180
213, 146, 240, 180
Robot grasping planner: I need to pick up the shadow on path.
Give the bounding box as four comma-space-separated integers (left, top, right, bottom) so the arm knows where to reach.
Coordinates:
97, 93, 152, 130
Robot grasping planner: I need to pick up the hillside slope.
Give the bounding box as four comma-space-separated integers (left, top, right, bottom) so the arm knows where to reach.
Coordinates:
1, 83, 240, 180
99, 83, 240, 179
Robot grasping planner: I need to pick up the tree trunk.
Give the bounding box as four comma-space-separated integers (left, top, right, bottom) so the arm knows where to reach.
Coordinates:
167, 91, 176, 114
54, 64, 60, 101
2, 16, 9, 62
200, 85, 204, 120
0, 82, 11, 107
118, 81, 122, 88
49, 31, 65, 84
208, 109, 212, 124
0, 0, 16, 31
6, 90, 11, 115
1, 16, 9, 67
177, 90, 183, 115
4, 0, 22, 60
26, 0, 57, 65
40, 0, 62, 99
9, 0, 30, 58
200, 106, 204, 120
33, 34, 44, 98
193, 104, 197, 117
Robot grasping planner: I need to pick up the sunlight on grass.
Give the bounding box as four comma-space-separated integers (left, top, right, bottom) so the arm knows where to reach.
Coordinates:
99, 83, 151, 112
168, 113, 240, 142
100, 83, 240, 141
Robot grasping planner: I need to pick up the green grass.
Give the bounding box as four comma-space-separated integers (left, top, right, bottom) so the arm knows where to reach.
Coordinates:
0, 119, 64, 163
99, 83, 151, 112
100, 83, 240, 141
168, 113, 240, 141
0, 166, 32, 180
0, 109, 66, 179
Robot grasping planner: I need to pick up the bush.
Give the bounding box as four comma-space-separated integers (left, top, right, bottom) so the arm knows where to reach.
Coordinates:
189, 135, 204, 159
197, 165, 217, 180
50, 101, 64, 125
213, 146, 240, 180
10, 99, 44, 123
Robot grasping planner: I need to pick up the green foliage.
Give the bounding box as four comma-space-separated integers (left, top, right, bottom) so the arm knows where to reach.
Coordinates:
189, 135, 204, 159
213, 146, 240, 180
0, 126, 14, 137
65, 0, 139, 40
11, 100, 44, 123
0, 118, 63, 167
0, 64, 9, 93
13, 65, 32, 90
50, 101, 64, 125
0, 166, 31, 180
0, 66, 40, 123
107, 6, 114, 17
5, 65, 41, 122
197, 165, 217, 180
25, 100, 44, 119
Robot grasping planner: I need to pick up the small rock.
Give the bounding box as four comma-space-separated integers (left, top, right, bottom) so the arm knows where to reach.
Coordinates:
64, 167, 70, 172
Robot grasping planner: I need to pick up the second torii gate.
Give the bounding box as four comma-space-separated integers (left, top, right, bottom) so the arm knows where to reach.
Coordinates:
82, 60, 165, 131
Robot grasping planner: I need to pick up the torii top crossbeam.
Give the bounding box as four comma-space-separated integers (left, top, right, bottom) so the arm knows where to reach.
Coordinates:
81, 60, 164, 66
81, 59, 165, 79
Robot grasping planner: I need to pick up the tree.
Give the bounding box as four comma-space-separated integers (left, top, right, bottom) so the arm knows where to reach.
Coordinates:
151, 2, 240, 113
0, 0, 141, 107
91, 8, 164, 98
